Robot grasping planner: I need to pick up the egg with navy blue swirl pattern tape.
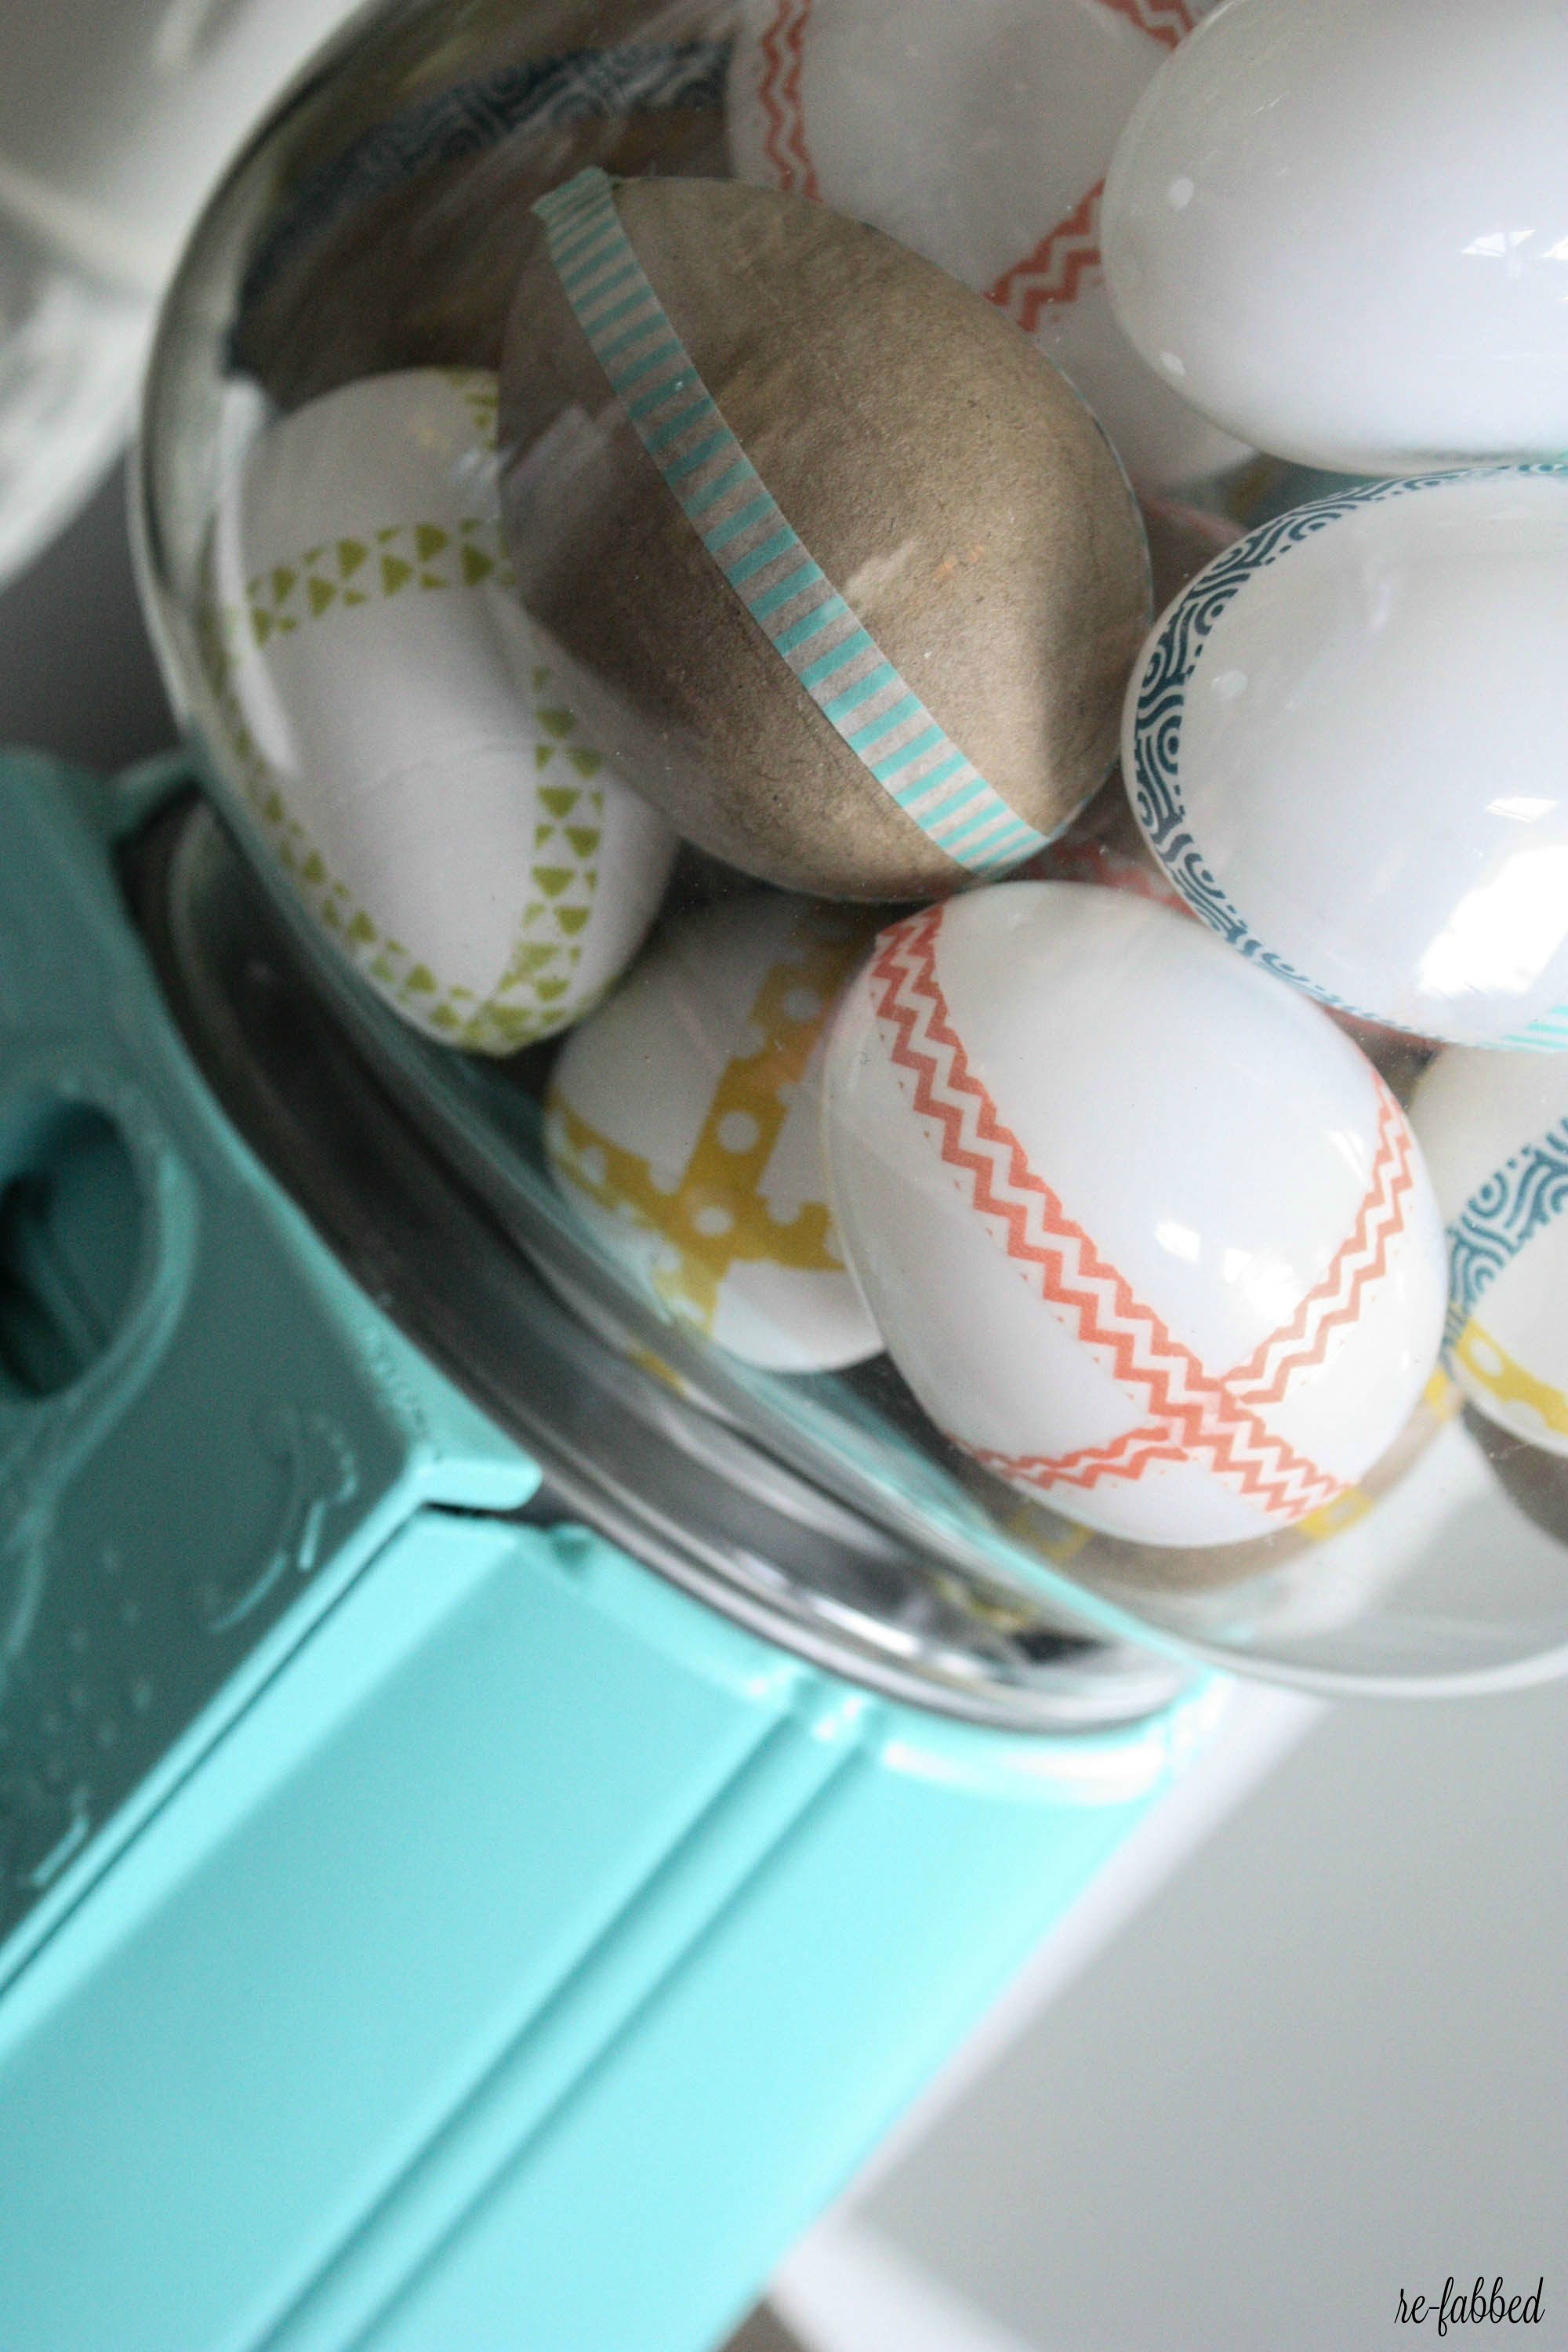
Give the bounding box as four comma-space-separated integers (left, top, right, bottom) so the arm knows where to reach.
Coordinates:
1410, 1048, 1568, 1457
1122, 466, 1568, 1050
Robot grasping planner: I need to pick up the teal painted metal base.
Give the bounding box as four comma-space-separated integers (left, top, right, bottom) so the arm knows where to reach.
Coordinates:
0, 755, 1214, 2352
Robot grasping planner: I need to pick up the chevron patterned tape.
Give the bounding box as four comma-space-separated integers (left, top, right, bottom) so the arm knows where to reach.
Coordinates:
532, 167, 1047, 880
866, 902, 1425, 1522
749, 0, 1192, 331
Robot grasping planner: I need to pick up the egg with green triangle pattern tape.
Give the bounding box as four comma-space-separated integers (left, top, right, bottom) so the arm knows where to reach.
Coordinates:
499, 170, 1152, 901
197, 366, 677, 1054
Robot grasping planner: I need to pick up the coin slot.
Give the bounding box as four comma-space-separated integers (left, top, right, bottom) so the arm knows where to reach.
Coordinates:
0, 1098, 142, 1401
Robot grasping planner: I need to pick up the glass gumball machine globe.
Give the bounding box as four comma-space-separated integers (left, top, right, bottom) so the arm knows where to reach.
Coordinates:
136, 0, 1568, 1699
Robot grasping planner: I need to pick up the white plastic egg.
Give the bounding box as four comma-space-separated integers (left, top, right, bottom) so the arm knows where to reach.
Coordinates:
1123, 469, 1568, 1049
1102, 0, 1568, 473
1410, 1048, 1568, 1456
725, 0, 1250, 489
198, 368, 677, 1054
546, 894, 884, 1373
822, 884, 1446, 1548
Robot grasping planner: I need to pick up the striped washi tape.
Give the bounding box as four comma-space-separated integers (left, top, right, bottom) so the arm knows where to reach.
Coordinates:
532, 167, 1047, 880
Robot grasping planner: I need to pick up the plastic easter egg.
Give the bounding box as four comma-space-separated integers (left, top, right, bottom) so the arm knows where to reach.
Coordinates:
984, 1364, 1465, 1609
1124, 469, 1568, 1050
822, 884, 1446, 1547
1410, 1048, 1568, 1456
546, 892, 884, 1371
198, 367, 677, 1054
1102, 0, 1568, 474
499, 169, 1152, 901
725, 0, 1250, 490
1030, 776, 1439, 1088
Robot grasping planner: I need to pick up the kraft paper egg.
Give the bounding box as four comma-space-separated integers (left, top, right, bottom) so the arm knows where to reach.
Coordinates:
725, 0, 1250, 491
499, 169, 1152, 900
1102, 0, 1568, 474
198, 367, 677, 1054
1124, 469, 1568, 1050
822, 884, 1446, 1548
1410, 1048, 1568, 1457
546, 892, 883, 1370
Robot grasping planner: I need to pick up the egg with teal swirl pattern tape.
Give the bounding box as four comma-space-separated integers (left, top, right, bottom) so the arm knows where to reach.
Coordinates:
1122, 467, 1568, 1049
499, 169, 1151, 901
1410, 1047, 1568, 1456
198, 367, 677, 1054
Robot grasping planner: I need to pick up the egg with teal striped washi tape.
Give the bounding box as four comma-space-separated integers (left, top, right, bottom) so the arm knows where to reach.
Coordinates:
197, 367, 677, 1055
499, 169, 1152, 902
725, 0, 1250, 492
1123, 467, 1568, 1050
821, 884, 1446, 1548
546, 891, 883, 1373
1410, 1047, 1568, 1457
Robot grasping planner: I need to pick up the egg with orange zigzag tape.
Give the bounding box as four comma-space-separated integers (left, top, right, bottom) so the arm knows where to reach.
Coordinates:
198, 367, 677, 1054
1410, 1047, 1568, 1458
725, 0, 1250, 489
822, 883, 1446, 1547
546, 892, 884, 1372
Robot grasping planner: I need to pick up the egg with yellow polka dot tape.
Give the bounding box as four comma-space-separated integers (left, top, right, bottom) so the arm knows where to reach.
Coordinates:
198, 367, 677, 1054
546, 892, 884, 1372
1410, 1045, 1568, 1456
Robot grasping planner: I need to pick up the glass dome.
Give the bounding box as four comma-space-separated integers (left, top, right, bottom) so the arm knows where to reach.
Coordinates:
135, 0, 1568, 1698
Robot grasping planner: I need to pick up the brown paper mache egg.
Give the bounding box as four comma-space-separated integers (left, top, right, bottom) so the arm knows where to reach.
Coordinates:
499, 172, 1152, 900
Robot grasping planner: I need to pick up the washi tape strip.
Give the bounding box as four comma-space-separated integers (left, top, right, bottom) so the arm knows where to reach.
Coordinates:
1128, 466, 1568, 1051
1444, 1113, 1568, 1348
533, 167, 1047, 880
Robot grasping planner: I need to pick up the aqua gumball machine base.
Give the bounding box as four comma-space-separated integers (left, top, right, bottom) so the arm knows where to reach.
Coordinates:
0, 751, 1214, 2352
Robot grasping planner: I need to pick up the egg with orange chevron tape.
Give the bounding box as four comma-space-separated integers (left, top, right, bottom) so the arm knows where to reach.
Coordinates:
198, 366, 677, 1055
500, 170, 1151, 901
546, 893, 884, 1371
1124, 468, 1568, 1050
724, 0, 1250, 491
821, 884, 1446, 1547
1410, 1048, 1568, 1457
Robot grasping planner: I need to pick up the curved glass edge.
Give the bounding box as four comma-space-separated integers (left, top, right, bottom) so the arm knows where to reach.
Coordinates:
124, 0, 1568, 1701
